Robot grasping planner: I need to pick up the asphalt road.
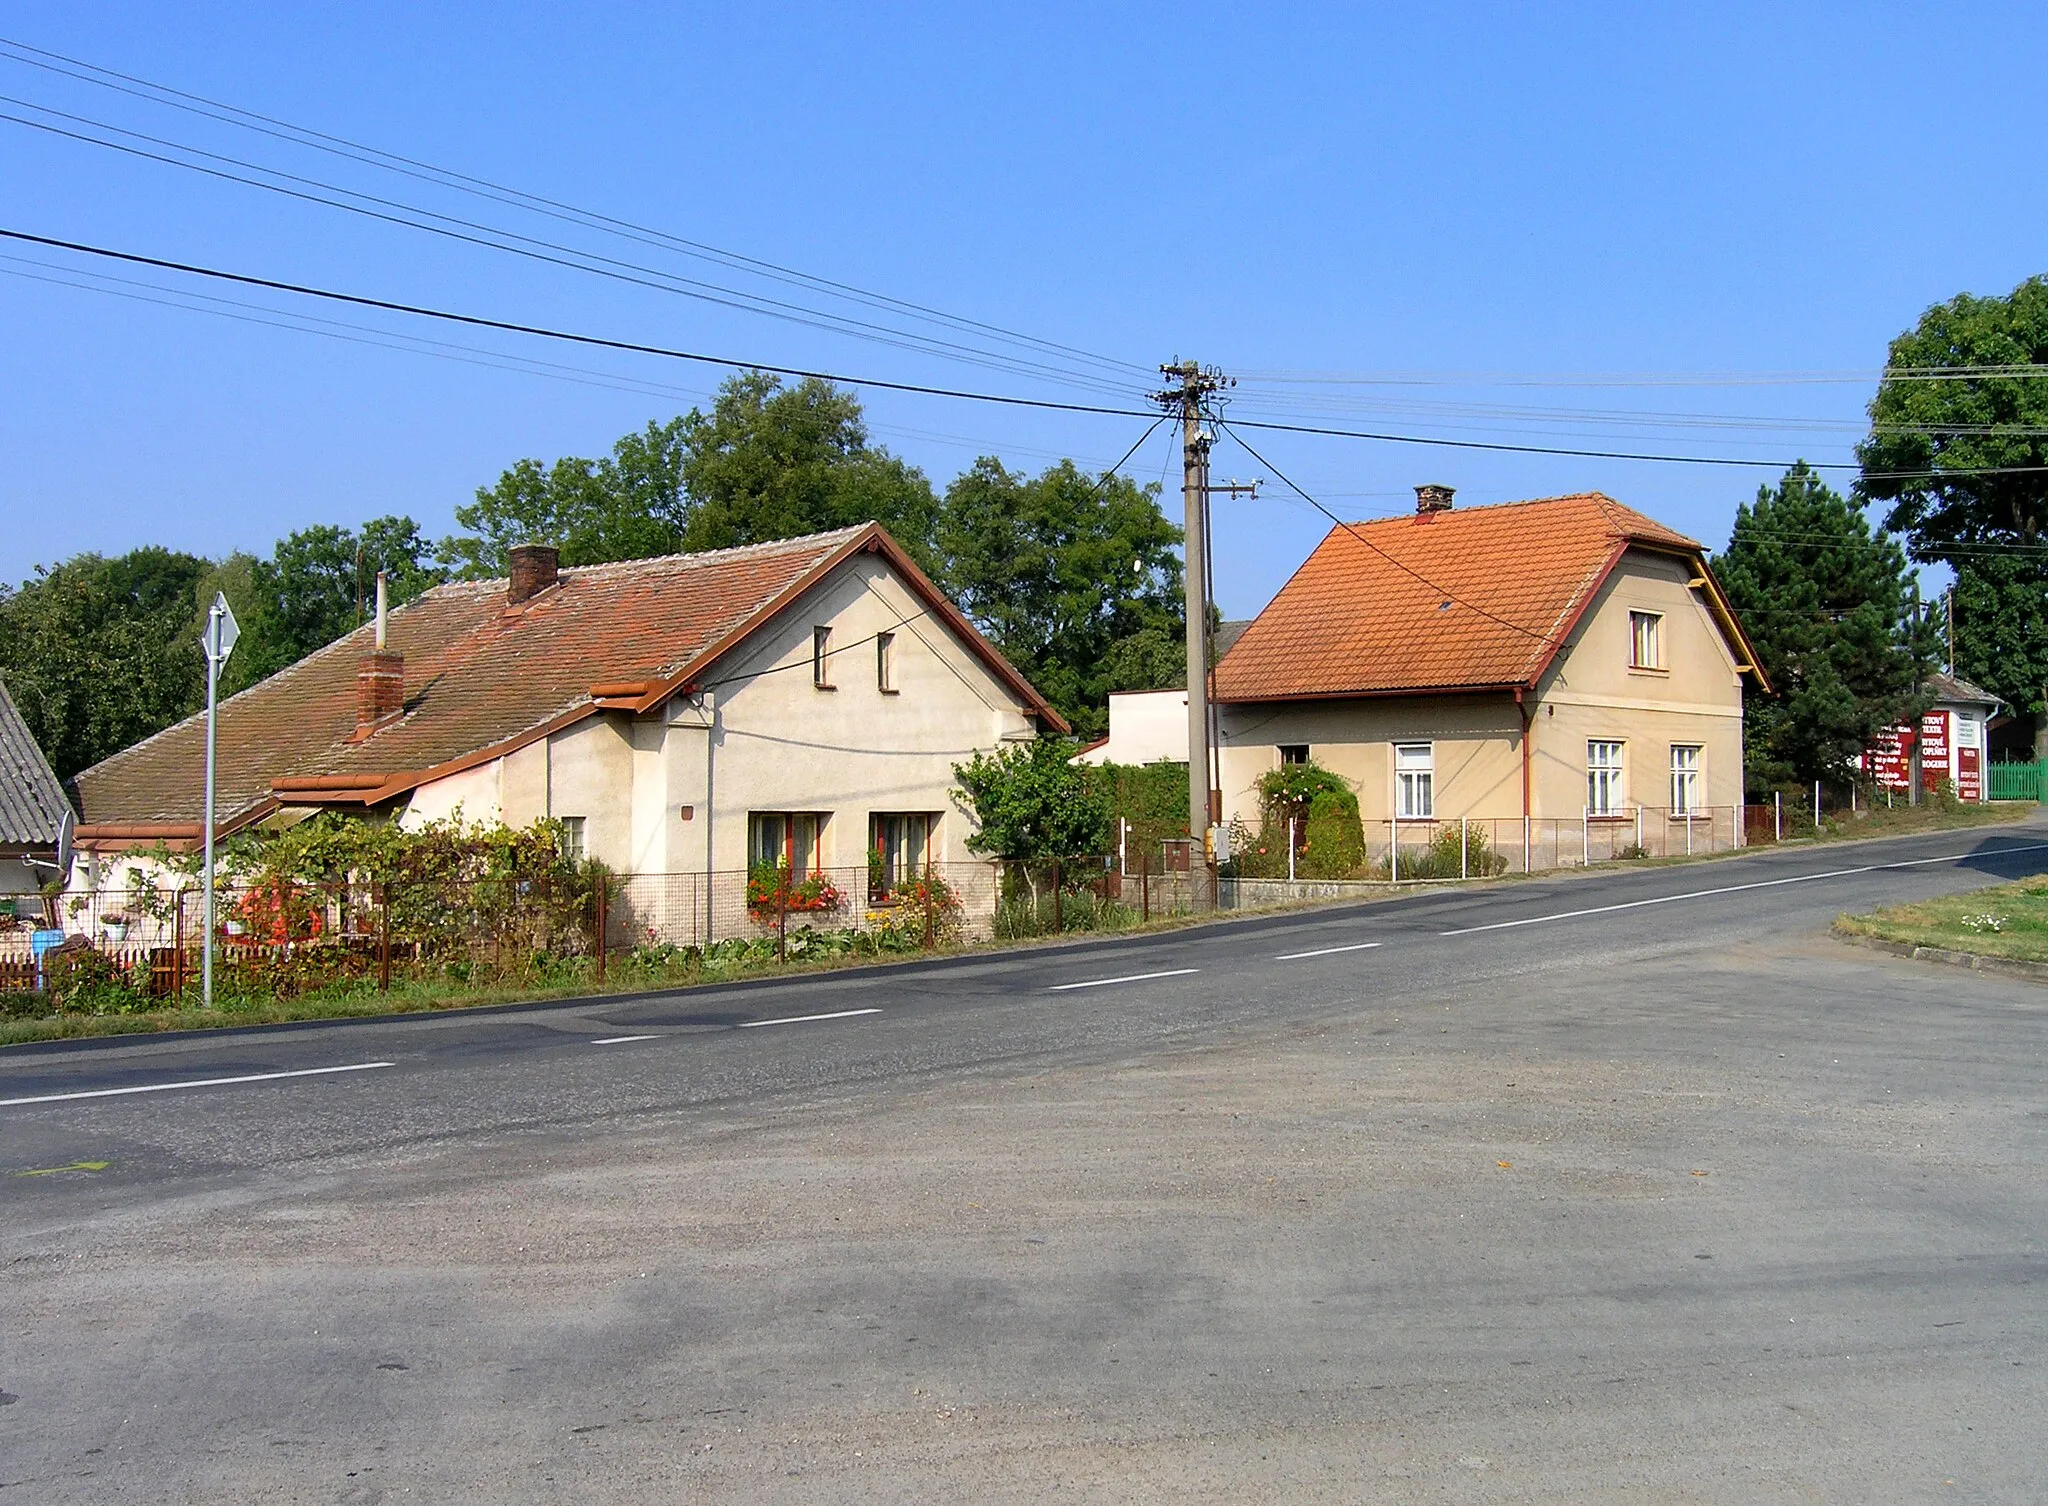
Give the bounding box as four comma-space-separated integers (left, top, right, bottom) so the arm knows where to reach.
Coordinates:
5, 820, 2047, 1502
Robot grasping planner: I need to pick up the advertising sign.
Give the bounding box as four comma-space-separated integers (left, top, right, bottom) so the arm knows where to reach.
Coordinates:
1919, 710, 1951, 793
1864, 724, 1912, 791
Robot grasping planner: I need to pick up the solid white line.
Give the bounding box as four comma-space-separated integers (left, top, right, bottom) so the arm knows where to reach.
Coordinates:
590, 1034, 659, 1045
736, 1007, 882, 1029
1438, 840, 2048, 936
0, 1061, 395, 1108
1049, 968, 1199, 991
1274, 941, 1385, 961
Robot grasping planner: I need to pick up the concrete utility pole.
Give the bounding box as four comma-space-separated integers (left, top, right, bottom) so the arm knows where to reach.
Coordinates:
1154, 360, 1252, 910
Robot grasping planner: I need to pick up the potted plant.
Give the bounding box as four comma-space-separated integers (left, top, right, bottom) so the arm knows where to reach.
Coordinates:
100, 912, 130, 944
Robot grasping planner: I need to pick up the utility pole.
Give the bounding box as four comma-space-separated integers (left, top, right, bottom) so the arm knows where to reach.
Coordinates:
1155, 360, 1252, 910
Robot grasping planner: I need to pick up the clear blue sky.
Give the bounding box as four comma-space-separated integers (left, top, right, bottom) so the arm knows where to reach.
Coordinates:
4, 4, 2044, 616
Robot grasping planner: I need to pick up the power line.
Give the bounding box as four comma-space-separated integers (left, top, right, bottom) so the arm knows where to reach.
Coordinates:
0, 34, 1146, 383
9, 226, 2048, 484
0, 102, 1138, 397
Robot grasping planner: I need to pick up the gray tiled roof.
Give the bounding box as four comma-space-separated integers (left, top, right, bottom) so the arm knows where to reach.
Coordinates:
0, 680, 71, 847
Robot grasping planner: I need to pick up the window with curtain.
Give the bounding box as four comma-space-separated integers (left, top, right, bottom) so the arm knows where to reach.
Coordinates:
748, 812, 826, 876
1587, 741, 1625, 814
1670, 744, 1702, 813
1629, 611, 1663, 670
870, 812, 935, 895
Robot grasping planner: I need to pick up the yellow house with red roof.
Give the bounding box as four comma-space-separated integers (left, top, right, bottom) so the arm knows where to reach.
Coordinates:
1213, 487, 1765, 865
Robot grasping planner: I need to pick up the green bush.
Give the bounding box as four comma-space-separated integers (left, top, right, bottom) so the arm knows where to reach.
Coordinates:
1380, 823, 1509, 880
1299, 789, 1367, 879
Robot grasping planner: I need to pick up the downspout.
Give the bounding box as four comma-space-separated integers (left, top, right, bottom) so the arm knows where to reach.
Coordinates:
1516, 685, 1534, 872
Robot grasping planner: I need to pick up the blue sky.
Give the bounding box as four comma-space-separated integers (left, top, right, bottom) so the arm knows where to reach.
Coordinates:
3, 4, 2044, 615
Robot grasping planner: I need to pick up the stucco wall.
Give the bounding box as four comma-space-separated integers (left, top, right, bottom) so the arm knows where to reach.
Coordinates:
400, 757, 502, 829
1215, 546, 1749, 825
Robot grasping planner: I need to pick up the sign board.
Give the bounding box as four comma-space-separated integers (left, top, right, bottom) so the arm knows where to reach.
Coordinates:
1864, 724, 1912, 791
1958, 745, 1984, 802
1919, 710, 1951, 793
202, 591, 240, 666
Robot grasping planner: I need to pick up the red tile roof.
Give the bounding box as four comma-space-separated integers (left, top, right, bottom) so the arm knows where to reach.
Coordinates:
1213, 492, 1757, 702
76, 523, 1063, 837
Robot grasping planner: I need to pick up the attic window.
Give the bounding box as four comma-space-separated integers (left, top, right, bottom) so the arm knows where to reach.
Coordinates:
1629, 611, 1664, 670
813, 626, 834, 689
877, 631, 897, 693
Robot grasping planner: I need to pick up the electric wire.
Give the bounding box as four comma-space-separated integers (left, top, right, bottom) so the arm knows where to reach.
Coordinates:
8, 226, 2048, 484
0, 34, 1146, 383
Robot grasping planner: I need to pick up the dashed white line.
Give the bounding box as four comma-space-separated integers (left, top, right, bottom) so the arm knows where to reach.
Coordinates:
591, 1035, 659, 1045
1274, 941, 1384, 961
1438, 841, 2048, 936
1049, 968, 1198, 992
0, 1061, 395, 1108
736, 1007, 883, 1029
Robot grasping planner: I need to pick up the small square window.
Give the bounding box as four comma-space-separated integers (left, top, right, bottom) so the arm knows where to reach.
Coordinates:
812, 626, 833, 689
1279, 744, 1309, 765
1629, 611, 1663, 670
557, 815, 586, 862
877, 630, 896, 693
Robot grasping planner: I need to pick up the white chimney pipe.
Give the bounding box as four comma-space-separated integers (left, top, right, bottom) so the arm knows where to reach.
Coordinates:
374, 570, 389, 651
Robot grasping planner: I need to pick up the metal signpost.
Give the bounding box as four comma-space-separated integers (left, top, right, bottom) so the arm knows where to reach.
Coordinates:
200, 592, 239, 1007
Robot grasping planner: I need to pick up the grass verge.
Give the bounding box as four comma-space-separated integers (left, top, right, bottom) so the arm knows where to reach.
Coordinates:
1836, 870, 2048, 966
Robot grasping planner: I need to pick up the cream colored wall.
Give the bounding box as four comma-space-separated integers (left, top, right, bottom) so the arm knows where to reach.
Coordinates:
400, 757, 502, 829
1529, 548, 1745, 816
546, 714, 634, 868
1217, 695, 1526, 826
664, 553, 1039, 874
501, 740, 548, 827
1076, 689, 1189, 766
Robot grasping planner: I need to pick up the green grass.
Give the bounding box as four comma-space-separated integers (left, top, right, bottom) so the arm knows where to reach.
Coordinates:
1838, 872, 2048, 965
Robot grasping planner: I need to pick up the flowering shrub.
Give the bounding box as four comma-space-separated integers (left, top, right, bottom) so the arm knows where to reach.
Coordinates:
747, 864, 843, 922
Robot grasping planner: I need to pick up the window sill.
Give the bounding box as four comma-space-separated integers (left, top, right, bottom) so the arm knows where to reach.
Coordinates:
1627, 665, 1671, 676
813, 683, 837, 692
1585, 813, 1634, 824
878, 687, 900, 696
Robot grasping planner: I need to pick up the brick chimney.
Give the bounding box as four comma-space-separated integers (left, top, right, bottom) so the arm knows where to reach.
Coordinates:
507, 543, 560, 605
355, 570, 403, 733
1415, 483, 1456, 516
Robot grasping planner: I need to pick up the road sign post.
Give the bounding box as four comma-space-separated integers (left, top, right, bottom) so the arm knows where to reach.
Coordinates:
200, 592, 239, 1008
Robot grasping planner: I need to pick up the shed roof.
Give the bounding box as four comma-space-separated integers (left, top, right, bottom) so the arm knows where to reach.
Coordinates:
1213, 492, 1761, 702
0, 679, 72, 848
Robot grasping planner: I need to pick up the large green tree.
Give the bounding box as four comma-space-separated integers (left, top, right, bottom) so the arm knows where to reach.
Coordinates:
675, 373, 938, 569
227, 516, 444, 691
442, 417, 691, 576
1716, 463, 1934, 789
0, 548, 211, 779
935, 457, 1184, 739
1857, 275, 2048, 717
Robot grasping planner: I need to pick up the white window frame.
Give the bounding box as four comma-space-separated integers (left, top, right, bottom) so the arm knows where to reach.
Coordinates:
1394, 742, 1434, 820
1669, 744, 1702, 814
1629, 610, 1663, 670
1587, 740, 1625, 815
1278, 744, 1309, 766
557, 815, 586, 862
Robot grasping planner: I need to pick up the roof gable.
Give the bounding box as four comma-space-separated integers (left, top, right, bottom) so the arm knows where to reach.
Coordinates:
75, 523, 1062, 832
1214, 492, 1755, 702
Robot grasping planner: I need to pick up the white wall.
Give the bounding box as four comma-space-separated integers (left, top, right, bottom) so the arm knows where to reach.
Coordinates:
1075, 689, 1188, 766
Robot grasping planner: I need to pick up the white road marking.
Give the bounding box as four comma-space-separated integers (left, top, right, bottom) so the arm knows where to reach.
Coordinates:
591, 1035, 659, 1045
736, 1007, 882, 1029
1274, 941, 1384, 961
1439, 841, 2048, 936
1049, 968, 1198, 991
0, 1061, 394, 1108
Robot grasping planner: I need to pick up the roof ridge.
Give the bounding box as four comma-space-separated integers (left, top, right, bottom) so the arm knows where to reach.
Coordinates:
1338, 491, 1698, 548
431, 524, 869, 595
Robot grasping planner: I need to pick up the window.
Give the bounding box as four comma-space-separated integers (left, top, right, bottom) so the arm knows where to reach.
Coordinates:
1279, 744, 1309, 765
812, 626, 834, 689
870, 812, 935, 895
1629, 611, 1663, 670
749, 812, 825, 876
1669, 744, 1702, 813
876, 630, 896, 693
557, 816, 586, 862
1394, 742, 1434, 819
1587, 741, 1625, 815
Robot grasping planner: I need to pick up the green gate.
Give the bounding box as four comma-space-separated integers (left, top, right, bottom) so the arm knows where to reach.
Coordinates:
1988, 760, 2046, 802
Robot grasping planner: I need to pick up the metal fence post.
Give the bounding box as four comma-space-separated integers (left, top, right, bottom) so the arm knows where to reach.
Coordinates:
1523, 815, 1531, 874
1775, 791, 1782, 841
1390, 818, 1399, 884
378, 882, 392, 992
1814, 780, 1821, 827
1634, 805, 1642, 854
1052, 856, 1063, 935
597, 877, 610, 982
1460, 817, 1468, 880
1687, 810, 1695, 857
1582, 809, 1590, 866
1288, 816, 1297, 884
1140, 846, 1150, 923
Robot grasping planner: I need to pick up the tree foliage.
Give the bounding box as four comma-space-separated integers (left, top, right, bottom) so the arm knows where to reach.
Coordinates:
951, 738, 1111, 860
1856, 276, 2048, 718
936, 457, 1184, 739
1715, 463, 1933, 788
226, 516, 443, 692
442, 418, 692, 576
0, 548, 210, 780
